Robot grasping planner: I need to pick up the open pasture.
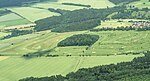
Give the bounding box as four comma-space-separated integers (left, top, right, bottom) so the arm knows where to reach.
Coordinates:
0, 55, 142, 81
9, 7, 60, 22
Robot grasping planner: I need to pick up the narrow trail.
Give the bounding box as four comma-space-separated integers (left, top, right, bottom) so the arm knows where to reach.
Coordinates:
74, 57, 83, 72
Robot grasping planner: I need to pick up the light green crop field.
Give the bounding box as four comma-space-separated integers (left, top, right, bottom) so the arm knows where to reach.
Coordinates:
0, 55, 143, 81
0, 13, 31, 28
0, 19, 31, 28
9, 7, 60, 22
0, 13, 22, 22
129, 0, 150, 8
0, 31, 85, 55
32, 0, 115, 10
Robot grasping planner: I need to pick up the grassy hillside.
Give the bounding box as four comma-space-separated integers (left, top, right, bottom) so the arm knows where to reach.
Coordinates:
0, 55, 142, 81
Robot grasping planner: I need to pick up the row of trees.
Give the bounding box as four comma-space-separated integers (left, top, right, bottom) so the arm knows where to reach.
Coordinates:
108, 0, 140, 4
19, 51, 150, 81
57, 34, 99, 46
35, 6, 126, 32
62, 3, 91, 8
48, 8, 69, 15
0, 29, 32, 40
0, 0, 55, 7
90, 26, 150, 31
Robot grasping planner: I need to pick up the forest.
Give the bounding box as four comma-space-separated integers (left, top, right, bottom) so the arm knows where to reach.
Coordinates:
57, 34, 99, 47
19, 51, 150, 81
108, 0, 140, 4
35, 6, 126, 32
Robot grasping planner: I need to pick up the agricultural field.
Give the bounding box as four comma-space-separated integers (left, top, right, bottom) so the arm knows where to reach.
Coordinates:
0, 13, 31, 29
0, 30, 149, 56
32, 0, 115, 10
0, 55, 142, 81
9, 7, 60, 22
129, 0, 150, 8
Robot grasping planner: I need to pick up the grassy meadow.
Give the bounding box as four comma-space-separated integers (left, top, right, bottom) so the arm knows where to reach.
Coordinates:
0, 55, 143, 81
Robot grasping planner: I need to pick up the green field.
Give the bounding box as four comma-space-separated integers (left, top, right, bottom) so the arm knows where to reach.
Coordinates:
32, 0, 115, 10
0, 13, 31, 28
129, 0, 150, 8
0, 55, 142, 81
9, 7, 60, 22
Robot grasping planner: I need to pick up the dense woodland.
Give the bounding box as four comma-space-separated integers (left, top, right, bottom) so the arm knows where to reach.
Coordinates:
35, 6, 126, 32
0, 0, 56, 7
108, 0, 140, 4
0, 30, 32, 40
19, 51, 150, 81
57, 34, 99, 47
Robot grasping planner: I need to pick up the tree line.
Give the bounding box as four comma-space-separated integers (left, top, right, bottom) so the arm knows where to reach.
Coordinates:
62, 3, 91, 8
35, 6, 126, 32
57, 34, 99, 47
19, 51, 150, 81
90, 26, 150, 32
0, 29, 32, 40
